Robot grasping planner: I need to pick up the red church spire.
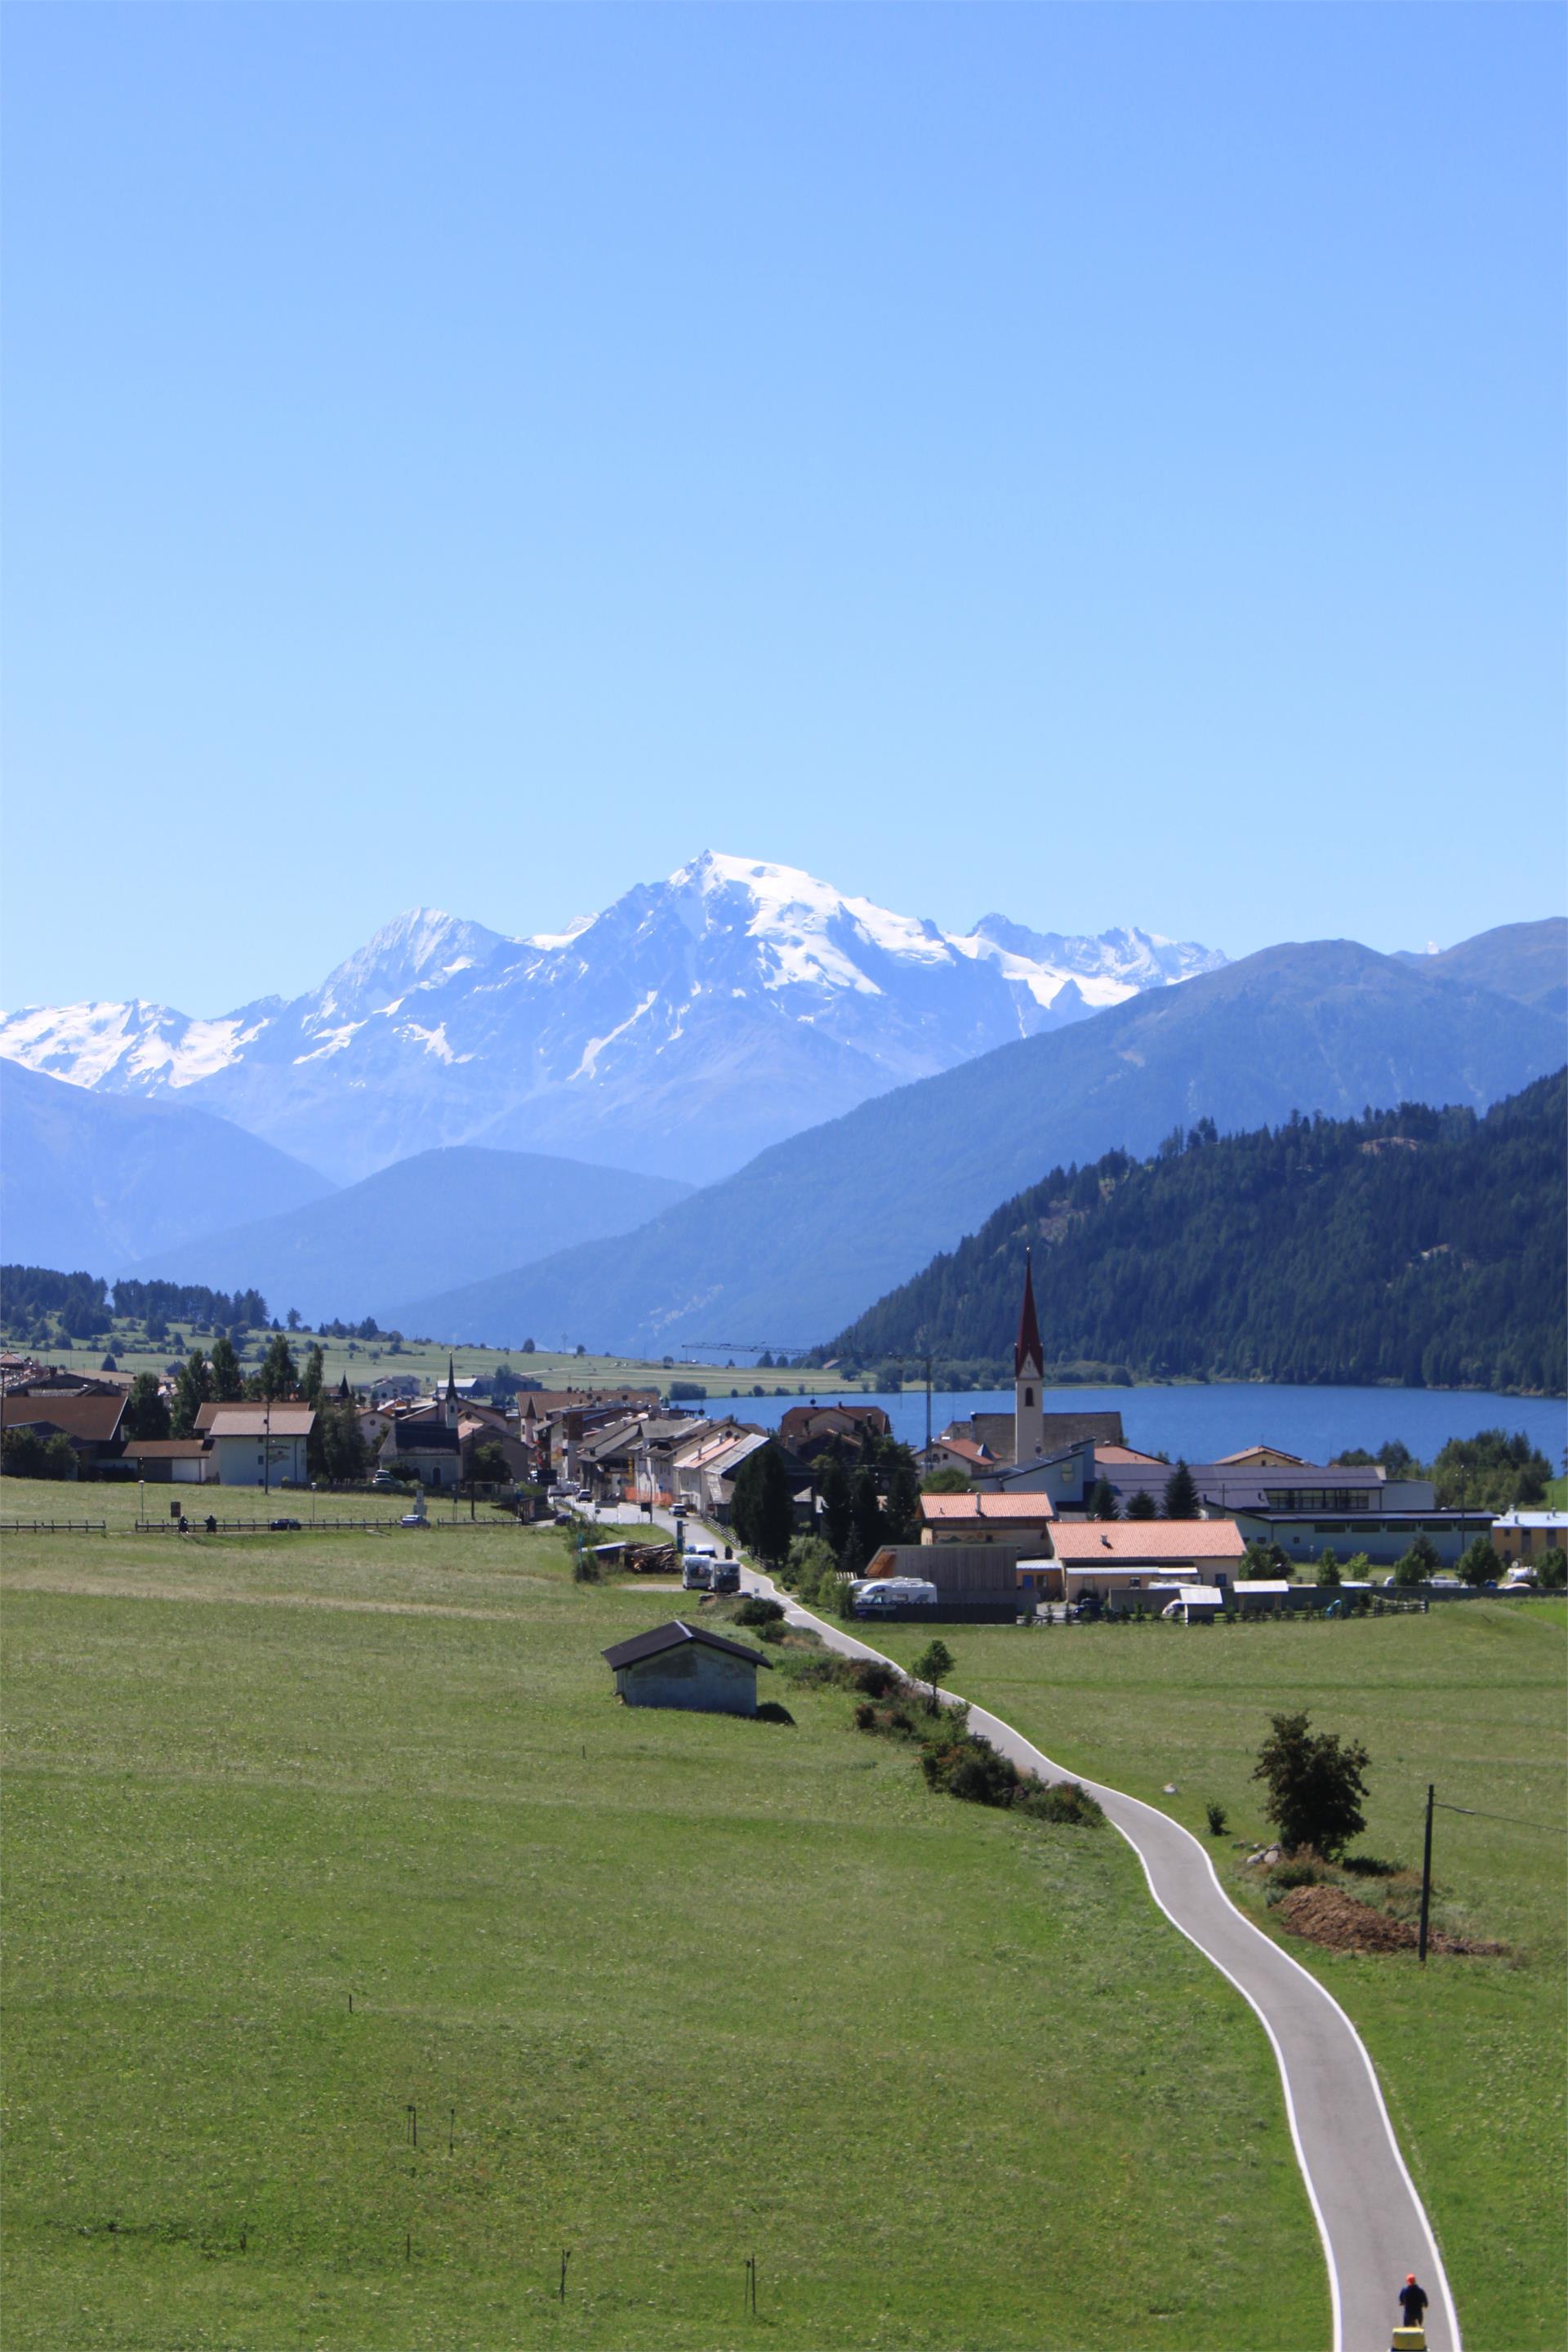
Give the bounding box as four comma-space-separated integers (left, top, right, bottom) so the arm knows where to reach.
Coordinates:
1014, 1248, 1043, 1376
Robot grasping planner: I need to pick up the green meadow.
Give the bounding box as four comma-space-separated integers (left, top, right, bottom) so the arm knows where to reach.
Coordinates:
8, 1318, 838, 1401
872, 1601, 1568, 2352
1, 1488, 1323, 2351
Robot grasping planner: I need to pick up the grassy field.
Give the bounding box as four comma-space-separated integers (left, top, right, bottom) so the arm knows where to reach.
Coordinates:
1, 1484, 1325, 2352
7, 1319, 847, 1402
870, 1603, 1568, 2352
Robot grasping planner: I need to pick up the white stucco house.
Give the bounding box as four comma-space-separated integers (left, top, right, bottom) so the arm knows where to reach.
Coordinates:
204, 1403, 315, 1487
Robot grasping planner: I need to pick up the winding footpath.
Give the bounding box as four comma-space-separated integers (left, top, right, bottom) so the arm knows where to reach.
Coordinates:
742, 1559, 1463, 2352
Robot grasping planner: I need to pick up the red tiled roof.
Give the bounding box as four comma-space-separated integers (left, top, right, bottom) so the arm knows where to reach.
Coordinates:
1048, 1521, 1247, 1563
920, 1492, 1057, 1522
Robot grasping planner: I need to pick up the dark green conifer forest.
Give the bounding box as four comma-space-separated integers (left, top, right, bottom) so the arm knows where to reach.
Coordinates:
822, 1071, 1566, 1393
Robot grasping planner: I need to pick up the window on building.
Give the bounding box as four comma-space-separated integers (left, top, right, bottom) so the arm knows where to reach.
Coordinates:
1023, 1387, 1034, 1406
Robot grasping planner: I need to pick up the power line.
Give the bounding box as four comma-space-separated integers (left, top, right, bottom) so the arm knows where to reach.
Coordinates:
1432, 1801, 1561, 1833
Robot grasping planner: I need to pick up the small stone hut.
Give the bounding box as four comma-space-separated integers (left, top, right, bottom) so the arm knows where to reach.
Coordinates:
601, 1619, 772, 1717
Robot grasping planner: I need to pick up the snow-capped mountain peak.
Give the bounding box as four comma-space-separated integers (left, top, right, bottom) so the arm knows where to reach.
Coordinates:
0, 857, 1225, 1183
314, 907, 517, 1022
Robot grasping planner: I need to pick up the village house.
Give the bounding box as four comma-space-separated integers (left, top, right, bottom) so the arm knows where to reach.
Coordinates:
775, 1402, 892, 1463
205, 1403, 315, 1486
1033, 1519, 1248, 1606
913, 1432, 998, 1477
1490, 1510, 1568, 1566
920, 1491, 1058, 1546
601, 1619, 773, 1717
1, 1385, 128, 1467
119, 1437, 216, 1485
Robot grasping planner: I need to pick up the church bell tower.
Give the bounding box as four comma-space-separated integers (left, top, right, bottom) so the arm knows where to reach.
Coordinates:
1013, 1249, 1045, 1464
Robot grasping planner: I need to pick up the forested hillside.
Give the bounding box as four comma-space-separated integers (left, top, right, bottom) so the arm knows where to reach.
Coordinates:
819, 1071, 1566, 1394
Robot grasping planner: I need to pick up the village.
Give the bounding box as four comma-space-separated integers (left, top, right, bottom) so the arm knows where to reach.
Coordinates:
4, 1255, 1561, 1607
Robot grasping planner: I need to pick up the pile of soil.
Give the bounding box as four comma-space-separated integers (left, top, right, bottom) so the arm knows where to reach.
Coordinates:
1276, 1884, 1505, 1958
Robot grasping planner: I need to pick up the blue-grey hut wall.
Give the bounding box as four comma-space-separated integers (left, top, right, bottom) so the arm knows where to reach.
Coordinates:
615, 1646, 758, 1717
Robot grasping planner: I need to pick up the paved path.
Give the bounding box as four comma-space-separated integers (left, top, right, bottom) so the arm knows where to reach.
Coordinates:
735, 1558, 1461, 2352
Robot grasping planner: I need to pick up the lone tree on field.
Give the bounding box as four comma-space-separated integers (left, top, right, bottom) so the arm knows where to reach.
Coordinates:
1252, 1711, 1370, 1859
910, 1637, 955, 1713
1162, 1459, 1200, 1519
729, 1441, 795, 1568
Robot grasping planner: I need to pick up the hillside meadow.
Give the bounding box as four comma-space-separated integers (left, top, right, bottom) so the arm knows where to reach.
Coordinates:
5, 1320, 823, 1401
871, 1601, 1568, 2352
1, 1488, 1324, 2351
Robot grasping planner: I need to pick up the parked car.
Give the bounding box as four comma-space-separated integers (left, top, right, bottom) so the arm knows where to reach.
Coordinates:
400, 1511, 428, 1529
681, 1557, 713, 1592
268, 1516, 301, 1531
710, 1561, 741, 1594
372, 1472, 399, 1491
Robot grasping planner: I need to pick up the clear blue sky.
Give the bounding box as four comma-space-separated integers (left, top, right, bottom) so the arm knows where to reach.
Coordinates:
3, 2, 1562, 1013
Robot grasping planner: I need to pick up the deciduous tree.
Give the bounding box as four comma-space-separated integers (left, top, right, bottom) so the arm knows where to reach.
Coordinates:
1252, 1711, 1369, 1859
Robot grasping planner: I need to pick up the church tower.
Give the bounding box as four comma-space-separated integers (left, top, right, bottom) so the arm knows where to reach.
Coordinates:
444, 1353, 460, 1432
1013, 1249, 1045, 1464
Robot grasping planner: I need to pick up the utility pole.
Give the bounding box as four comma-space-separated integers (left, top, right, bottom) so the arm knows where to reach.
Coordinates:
264, 1392, 271, 1499
1418, 1783, 1435, 1964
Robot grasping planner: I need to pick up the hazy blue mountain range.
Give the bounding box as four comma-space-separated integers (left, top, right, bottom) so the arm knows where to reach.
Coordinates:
385, 930, 1568, 1354
0, 1059, 332, 1274
122, 1148, 692, 1329
820, 1071, 1568, 1395
0, 853, 1224, 1185
1395, 916, 1566, 1017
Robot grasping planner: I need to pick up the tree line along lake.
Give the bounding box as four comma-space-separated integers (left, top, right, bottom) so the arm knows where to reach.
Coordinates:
678, 1381, 1568, 1468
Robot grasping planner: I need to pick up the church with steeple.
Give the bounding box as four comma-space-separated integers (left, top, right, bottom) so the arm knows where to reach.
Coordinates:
1014, 1247, 1046, 1465
374, 1352, 465, 1486
924, 1250, 1127, 1475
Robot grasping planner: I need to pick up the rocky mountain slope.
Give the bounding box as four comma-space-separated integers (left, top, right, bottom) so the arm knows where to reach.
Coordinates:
0, 854, 1223, 1183
385, 936, 1568, 1356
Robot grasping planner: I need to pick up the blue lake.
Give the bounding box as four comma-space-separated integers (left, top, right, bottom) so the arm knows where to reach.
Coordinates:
679, 1382, 1568, 1468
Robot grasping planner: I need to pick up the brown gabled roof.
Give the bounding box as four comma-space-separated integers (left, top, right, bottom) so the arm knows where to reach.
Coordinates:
601, 1619, 773, 1673
119, 1438, 212, 1459
206, 1404, 316, 1437
2, 1391, 126, 1444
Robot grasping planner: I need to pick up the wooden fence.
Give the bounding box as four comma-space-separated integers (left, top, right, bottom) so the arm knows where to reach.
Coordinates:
0, 1520, 108, 1535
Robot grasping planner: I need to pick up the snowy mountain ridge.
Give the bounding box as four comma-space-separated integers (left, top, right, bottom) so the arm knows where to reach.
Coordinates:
0, 852, 1225, 1184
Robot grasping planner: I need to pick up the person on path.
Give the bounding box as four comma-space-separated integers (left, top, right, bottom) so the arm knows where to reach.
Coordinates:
1397, 2274, 1428, 2332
